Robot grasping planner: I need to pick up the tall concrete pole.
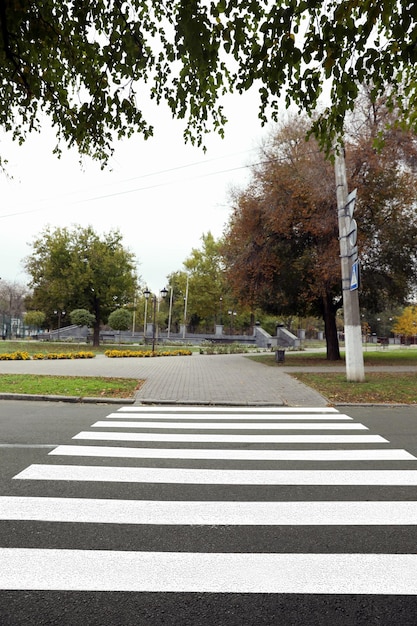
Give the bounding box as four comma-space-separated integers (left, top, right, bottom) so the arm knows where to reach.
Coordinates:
334, 146, 365, 382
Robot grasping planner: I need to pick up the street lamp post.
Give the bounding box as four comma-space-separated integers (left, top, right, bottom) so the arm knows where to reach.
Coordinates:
143, 288, 168, 352
167, 287, 173, 339
132, 295, 136, 337
143, 292, 149, 341
228, 309, 237, 335
182, 274, 189, 339
53, 309, 66, 340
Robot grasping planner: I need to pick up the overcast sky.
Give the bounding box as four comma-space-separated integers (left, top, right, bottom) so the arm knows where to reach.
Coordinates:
0, 89, 271, 293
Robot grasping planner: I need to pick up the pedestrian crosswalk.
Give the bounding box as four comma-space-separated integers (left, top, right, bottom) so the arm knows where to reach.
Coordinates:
2, 405, 417, 604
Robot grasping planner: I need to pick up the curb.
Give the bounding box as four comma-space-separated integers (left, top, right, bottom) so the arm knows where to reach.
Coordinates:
0, 393, 135, 404
334, 402, 417, 407
0, 394, 415, 408
136, 399, 286, 407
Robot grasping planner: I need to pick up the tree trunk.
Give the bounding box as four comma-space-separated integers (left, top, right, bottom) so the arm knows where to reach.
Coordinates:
93, 321, 100, 347
92, 296, 100, 347
321, 294, 341, 361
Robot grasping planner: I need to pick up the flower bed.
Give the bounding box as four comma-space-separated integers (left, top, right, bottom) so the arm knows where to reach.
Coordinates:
0, 351, 95, 360
105, 349, 192, 358
32, 351, 95, 360
0, 351, 31, 360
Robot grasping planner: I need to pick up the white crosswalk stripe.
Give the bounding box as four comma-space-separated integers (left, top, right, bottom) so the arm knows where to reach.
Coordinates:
116, 406, 340, 414
107, 411, 352, 420
72, 431, 388, 443
49, 445, 416, 461
2, 549, 417, 594
2, 405, 417, 602
91, 420, 367, 429
3, 497, 417, 525
13, 465, 417, 484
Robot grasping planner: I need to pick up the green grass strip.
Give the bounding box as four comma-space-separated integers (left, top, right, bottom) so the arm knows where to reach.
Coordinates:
0, 374, 142, 398
291, 372, 417, 404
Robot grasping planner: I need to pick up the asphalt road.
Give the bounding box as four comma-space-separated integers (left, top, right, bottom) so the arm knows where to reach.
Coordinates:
1, 401, 417, 625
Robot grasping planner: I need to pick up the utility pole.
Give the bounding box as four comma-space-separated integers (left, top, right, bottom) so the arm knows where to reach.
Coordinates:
334, 145, 365, 382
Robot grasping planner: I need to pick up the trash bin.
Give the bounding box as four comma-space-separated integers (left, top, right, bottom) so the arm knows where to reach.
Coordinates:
275, 349, 285, 363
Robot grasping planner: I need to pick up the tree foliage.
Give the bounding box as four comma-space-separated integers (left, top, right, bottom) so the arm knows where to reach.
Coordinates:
0, 281, 27, 315
24, 310, 45, 329
24, 225, 138, 345
182, 232, 228, 328
165, 232, 237, 332
108, 307, 132, 331
345, 93, 417, 312
223, 116, 342, 358
2, 1, 417, 163
0, 279, 28, 318
392, 306, 417, 339
223, 101, 417, 359
70, 308, 96, 328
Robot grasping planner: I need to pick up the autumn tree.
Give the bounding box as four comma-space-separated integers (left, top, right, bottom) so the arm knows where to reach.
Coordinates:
25, 225, 138, 346
2, 2, 417, 164
392, 306, 417, 342
223, 105, 417, 360
223, 116, 342, 359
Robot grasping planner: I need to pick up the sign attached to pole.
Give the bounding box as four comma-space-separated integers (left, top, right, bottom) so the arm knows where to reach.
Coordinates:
344, 188, 358, 262
346, 188, 357, 219
350, 259, 360, 291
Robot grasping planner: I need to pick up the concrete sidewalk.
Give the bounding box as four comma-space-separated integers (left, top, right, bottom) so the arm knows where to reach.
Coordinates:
0, 352, 328, 407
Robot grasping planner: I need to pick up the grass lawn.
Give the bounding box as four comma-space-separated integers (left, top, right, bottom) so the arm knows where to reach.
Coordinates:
0, 341, 106, 355
0, 374, 143, 398
291, 372, 417, 404
0, 340, 200, 356
248, 348, 417, 367
248, 349, 417, 404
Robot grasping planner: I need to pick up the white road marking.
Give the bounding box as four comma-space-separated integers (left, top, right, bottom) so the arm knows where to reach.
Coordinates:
49, 445, 416, 461
107, 412, 353, 421
117, 406, 340, 414
72, 432, 388, 443
13, 466, 417, 485
3, 497, 417, 525
91, 420, 367, 430
1, 549, 417, 593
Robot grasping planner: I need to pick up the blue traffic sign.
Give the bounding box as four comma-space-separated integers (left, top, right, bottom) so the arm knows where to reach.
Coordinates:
350, 260, 359, 291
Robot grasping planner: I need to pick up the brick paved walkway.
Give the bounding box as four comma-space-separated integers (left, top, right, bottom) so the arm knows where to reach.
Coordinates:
0, 353, 328, 406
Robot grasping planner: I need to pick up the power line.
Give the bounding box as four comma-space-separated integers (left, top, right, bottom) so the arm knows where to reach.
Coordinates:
72, 163, 257, 205
0, 149, 258, 220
